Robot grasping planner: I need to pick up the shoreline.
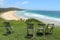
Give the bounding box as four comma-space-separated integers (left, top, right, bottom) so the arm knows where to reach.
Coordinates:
38, 18, 60, 26
0, 10, 60, 26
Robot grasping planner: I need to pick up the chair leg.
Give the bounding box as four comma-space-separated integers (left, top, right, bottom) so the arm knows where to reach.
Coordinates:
27, 30, 33, 37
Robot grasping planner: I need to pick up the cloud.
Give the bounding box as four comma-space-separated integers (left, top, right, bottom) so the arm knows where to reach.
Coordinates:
14, 1, 28, 7
0, 0, 4, 5
8, 1, 29, 8
15, 1, 28, 5
21, 1, 28, 5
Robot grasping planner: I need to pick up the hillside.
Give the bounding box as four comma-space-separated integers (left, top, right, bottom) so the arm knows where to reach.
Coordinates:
0, 18, 60, 40
0, 7, 24, 13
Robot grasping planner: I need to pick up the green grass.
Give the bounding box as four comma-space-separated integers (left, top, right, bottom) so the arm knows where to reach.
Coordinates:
0, 19, 60, 40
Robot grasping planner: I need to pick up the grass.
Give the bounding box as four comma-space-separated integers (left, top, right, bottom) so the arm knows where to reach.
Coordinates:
0, 19, 60, 40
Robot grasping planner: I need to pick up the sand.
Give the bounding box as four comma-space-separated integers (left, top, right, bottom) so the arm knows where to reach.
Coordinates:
0, 11, 20, 20
38, 18, 60, 26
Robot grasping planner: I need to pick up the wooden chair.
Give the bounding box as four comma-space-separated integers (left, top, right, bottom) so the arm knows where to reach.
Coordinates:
26, 23, 34, 37
4, 22, 13, 34
36, 24, 45, 35
45, 24, 54, 34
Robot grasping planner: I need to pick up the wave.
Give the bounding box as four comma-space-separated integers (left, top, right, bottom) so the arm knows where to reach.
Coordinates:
16, 11, 60, 21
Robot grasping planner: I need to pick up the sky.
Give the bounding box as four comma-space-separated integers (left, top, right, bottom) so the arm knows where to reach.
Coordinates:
0, 0, 60, 11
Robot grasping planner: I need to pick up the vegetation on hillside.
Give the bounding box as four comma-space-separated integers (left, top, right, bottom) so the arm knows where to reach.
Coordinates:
25, 18, 45, 24
0, 18, 60, 40
0, 7, 24, 13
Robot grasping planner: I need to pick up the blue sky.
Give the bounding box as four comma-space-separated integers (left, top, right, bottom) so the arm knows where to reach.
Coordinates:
0, 0, 60, 11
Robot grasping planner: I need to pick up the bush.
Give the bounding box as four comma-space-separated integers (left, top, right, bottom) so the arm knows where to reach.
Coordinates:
25, 18, 45, 24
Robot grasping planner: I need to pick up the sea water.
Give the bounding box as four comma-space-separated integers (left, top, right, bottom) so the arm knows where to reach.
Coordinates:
15, 10, 60, 21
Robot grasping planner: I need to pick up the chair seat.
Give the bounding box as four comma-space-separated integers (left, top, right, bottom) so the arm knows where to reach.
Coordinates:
48, 27, 51, 28
28, 29, 33, 30
37, 28, 44, 30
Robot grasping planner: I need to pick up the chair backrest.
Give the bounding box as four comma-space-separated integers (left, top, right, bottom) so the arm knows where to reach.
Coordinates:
4, 22, 11, 27
45, 24, 54, 33
27, 23, 33, 29
46, 24, 54, 29
38, 24, 45, 28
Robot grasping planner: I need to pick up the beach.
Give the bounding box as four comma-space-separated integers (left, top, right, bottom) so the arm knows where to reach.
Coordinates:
0, 11, 20, 20
38, 18, 60, 26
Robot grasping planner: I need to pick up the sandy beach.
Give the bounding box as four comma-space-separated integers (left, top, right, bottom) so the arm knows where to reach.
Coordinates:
0, 11, 20, 20
38, 18, 60, 26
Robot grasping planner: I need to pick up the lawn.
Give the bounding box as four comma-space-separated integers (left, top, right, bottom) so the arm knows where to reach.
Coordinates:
0, 19, 60, 40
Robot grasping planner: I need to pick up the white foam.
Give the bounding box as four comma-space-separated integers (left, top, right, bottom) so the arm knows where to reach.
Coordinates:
16, 11, 60, 22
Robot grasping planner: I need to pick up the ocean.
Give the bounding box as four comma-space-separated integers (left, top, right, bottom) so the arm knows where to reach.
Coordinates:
15, 10, 60, 21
